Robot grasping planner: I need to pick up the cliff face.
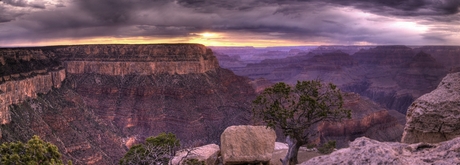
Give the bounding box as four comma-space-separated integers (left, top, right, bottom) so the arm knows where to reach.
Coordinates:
58, 44, 219, 75
0, 69, 65, 124
317, 93, 405, 148
0, 49, 66, 124
0, 44, 255, 164
417, 46, 460, 69
1, 86, 124, 164
222, 46, 450, 114
66, 68, 255, 144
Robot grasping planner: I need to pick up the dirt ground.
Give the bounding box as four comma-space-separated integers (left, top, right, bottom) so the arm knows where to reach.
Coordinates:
270, 149, 322, 165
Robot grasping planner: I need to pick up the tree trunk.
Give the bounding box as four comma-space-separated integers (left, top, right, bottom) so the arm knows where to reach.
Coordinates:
281, 136, 302, 165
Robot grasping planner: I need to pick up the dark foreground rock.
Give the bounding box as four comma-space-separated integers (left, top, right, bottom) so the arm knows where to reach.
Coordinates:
302, 136, 460, 165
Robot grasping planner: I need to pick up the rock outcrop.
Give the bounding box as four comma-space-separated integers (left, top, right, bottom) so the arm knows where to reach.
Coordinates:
0, 69, 65, 124
220, 125, 276, 165
401, 72, 460, 144
0, 50, 66, 124
301, 136, 460, 165
171, 144, 220, 165
60, 44, 219, 75
0, 44, 256, 164
0, 86, 125, 164
318, 93, 405, 148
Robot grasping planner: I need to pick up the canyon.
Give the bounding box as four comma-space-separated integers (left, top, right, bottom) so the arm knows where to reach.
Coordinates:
0, 44, 255, 164
213, 45, 456, 114
0, 44, 444, 164
303, 72, 460, 165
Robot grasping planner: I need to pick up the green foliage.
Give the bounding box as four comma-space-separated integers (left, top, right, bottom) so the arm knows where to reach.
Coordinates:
182, 158, 205, 165
253, 80, 351, 142
306, 143, 317, 149
119, 133, 180, 165
0, 135, 70, 165
252, 80, 351, 165
318, 140, 336, 154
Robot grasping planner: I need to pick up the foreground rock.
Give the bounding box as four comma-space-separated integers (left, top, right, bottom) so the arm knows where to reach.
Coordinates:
302, 136, 460, 165
171, 144, 220, 165
220, 125, 276, 164
402, 72, 460, 144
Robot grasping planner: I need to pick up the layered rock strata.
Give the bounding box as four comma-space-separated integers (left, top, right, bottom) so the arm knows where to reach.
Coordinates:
0, 86, 125, 164
0, 69, 65, 124
318, 93, 405, 148
221, 46, 449, 114
402, 72, 460, 144
0, 50, 65, 124
0, 44, 255, 164
60, 44, 219, 75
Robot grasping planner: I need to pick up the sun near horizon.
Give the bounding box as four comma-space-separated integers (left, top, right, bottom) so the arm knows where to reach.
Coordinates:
0, 31, 364, 48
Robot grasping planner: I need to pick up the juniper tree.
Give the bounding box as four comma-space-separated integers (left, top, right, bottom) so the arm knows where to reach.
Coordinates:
119, 133, 180, 165
252, 80, 351, 165
0, 135, 71, 165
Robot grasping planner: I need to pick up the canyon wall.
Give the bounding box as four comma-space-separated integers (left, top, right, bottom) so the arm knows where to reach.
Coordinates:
0, 44, 437, 164
59, 44, 219, 75
0, 49, 66, 124
0, 69, 65, 124
0, 44, 255, 164
317, 93, 405, 148
220, 46, 451, 114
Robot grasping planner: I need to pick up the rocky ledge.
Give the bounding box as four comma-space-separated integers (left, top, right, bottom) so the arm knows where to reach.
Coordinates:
402, 72, 460, 144
302, 136, 460, 165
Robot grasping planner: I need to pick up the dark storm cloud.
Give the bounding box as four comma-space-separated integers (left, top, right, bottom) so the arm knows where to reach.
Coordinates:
0, 17, 13, 23
2, 0, 46, 9
177, 0, 460, 16
0, 0, 459, 45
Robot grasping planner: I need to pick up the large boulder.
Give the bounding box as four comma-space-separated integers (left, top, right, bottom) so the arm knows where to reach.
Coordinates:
402, 72, 460, 144
301, 136, 460, 165
220, 125, 276, 165
170, 144, 220, 165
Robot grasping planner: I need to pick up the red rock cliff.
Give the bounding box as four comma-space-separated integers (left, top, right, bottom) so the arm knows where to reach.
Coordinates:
0, 44, 255, 165
0, 49, 65, 124
58, 44, 219, 75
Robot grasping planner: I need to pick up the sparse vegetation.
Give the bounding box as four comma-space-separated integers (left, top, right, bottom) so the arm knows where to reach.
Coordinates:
0, 135, 71, 165
119, 133, 180, 165
318, 140, 336, 154
252, 80, 351, 165
182, 158, 205, 165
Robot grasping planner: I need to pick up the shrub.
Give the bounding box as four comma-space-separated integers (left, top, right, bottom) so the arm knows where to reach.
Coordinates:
120, 133, 180, 165
0, 135, 71, 165
182, 158, 205, 165
318, 140, 336, 154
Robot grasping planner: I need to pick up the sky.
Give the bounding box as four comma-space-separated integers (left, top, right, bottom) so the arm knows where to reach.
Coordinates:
0, 0, 460, 47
